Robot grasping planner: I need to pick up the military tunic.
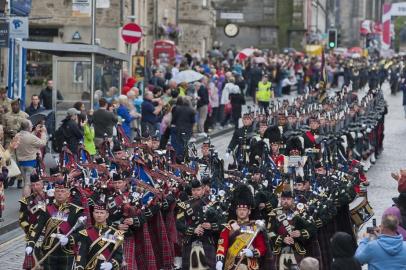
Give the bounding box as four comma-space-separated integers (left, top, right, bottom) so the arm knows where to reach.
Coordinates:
27, 202, 84, 270
73, 224, 124, 270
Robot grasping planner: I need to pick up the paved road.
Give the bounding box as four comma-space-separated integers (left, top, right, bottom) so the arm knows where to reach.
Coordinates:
0, 83, 404, 268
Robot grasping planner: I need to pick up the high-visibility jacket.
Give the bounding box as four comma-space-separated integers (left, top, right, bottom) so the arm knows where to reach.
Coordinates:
256, 81, 273, 102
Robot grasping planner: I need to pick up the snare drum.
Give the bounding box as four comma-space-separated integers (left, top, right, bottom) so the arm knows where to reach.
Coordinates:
349, 196, 374, 227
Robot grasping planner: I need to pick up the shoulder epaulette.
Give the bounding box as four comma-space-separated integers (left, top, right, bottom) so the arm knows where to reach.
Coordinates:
79, 229, 88, 237
19, 197, 28, 205
177, 201, 187, 210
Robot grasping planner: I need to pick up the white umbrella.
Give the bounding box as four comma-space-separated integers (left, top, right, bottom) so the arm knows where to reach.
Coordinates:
173, 70, 204, 84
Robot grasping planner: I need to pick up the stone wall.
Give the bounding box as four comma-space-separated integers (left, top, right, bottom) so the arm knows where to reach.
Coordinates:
178, 0, 216, 54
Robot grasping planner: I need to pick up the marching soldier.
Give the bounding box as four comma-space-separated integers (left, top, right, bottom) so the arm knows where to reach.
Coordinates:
25, 179, 85, 270
19, 174, 50, 270
227, 113, 255, 169
71, 200, 124, 270
268, 188, 314, 269
216, 184, 267, 270
303, 116, 321, 150
176, 179, 222, 270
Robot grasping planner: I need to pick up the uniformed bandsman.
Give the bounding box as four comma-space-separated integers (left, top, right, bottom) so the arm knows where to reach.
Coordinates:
72, 200, 124, 270
268, 188, 314, 269
25, 178, 84, 270
176, 179, 222, 270
216, 184, 267, 270
19, 174, 50, 270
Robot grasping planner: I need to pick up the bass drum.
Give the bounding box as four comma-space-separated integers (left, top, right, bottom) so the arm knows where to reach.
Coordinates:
349, 196, 374, 227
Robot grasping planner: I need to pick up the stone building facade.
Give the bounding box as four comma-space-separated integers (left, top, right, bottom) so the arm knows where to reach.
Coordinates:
145, 0, 216, 56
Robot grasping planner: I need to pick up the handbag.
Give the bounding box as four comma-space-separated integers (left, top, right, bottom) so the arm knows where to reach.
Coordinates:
6, 158, 21, 178
224, 102, 232, 115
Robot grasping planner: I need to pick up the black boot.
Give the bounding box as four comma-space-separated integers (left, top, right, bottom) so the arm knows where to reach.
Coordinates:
17, 179, 23, 189
3, 178, 8, 189
7, 177, 15, 187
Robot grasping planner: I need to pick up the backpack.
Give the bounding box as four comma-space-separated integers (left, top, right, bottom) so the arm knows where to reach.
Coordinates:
52, 123, 67, 153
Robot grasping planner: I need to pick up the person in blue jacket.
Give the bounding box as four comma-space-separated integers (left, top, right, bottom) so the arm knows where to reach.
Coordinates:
355, 214, 406, 270
117, 95, 136, 138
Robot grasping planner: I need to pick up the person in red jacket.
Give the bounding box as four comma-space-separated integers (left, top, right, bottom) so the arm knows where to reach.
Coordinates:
216, 184, 267, 270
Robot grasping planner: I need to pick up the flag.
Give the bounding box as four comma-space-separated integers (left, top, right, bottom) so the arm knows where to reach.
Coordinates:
133, 164, 156, 205
318, 48, 327, 102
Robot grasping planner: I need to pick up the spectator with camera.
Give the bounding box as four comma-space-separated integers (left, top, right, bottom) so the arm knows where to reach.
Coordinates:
355, 214, 406, 269
15, 120, 47, 195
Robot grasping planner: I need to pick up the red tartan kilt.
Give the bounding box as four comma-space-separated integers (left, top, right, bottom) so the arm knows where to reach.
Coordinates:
23, 254, 35, 270
122, 237, 138, 270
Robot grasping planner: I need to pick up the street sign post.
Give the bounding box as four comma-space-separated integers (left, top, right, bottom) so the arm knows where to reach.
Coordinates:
121, 23, 143, 44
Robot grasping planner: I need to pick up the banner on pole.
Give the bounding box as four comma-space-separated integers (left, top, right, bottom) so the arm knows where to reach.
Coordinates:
0, 21, 9, 47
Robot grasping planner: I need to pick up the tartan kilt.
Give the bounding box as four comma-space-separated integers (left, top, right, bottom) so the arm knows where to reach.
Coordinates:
164, 202, 178, 248
123, 236, 138, 270
22, 254, 35, 269
43, 254, 74, 270
181, 240, 216, 270
134, 222, 157, 270
148, 211, 174, 270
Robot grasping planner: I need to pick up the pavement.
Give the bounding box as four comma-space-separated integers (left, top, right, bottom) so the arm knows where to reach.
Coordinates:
1, 83, 404, 268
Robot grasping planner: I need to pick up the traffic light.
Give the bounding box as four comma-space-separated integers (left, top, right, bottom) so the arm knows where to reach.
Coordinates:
328, 29, 337, 49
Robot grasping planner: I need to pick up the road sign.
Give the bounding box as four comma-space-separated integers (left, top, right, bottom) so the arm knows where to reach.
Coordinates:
121, 23, 143, 44
9, 17, 29, 39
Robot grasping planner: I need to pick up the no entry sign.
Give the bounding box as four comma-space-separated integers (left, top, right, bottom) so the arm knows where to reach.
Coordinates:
121, 23, 143, 44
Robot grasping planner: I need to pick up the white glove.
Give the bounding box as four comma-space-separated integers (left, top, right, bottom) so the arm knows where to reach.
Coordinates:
25, 246, 33, 255
56, 234, 69, 246
47, 189, 54, 197
100, 262, 113, 270
216, 261, 223, 270
242, 248, 254, 258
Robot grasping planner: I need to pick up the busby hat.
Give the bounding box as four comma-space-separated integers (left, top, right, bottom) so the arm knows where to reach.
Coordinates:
266, 125, 282, 144
285, 136, 304, 155
232, 184, 255, 209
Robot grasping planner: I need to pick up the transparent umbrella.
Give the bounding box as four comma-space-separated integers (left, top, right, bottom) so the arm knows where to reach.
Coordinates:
173, 70, 204, 84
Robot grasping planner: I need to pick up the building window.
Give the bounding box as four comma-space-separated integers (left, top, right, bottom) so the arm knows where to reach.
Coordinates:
203, 0, 208, 8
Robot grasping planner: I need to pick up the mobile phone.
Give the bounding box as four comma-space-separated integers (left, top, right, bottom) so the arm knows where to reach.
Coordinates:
372, 218, 376, 227
366, 227, 374, 234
